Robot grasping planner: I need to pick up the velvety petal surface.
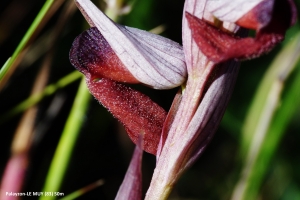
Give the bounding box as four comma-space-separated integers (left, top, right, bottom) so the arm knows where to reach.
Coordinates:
70, 27, 138, 83
187, 0, 297, 63
85, 74, 166, 155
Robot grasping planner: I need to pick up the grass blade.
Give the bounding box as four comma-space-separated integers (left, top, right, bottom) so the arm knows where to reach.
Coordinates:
0, 0, 54, 82
40, 77, 90, 200
244, 62, 300, 200
0, 57, 11, 80
231, 32, 300, 200
0, 71, 82, 123
59, 180, 104, 200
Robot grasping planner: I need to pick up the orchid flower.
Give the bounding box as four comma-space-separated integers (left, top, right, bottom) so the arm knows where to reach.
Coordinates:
69, 0, 296, 199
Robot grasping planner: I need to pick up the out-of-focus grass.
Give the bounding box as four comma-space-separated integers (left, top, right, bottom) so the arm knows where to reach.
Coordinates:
59, 179, 105, 200
41, 77, 90, 200
0, 0, 54, 84
0, 71, 82, 123
231, 32, 300, 200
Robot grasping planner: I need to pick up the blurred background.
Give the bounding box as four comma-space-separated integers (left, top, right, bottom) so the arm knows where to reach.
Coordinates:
0, 0, 300, 199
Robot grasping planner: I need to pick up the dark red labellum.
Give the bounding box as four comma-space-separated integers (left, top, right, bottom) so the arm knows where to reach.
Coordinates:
69, 27, 168, 154
70, 27, 138, 83
186, 0, 297, 63
86, 76, 167, 155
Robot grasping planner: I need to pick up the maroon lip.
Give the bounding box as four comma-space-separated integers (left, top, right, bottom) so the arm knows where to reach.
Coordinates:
69, 27, 138, 83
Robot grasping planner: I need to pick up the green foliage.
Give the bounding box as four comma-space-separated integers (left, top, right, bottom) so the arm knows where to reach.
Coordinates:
0, 0, 54, 82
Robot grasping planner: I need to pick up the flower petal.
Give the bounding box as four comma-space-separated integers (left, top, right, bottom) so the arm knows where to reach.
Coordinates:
186, 13, 266, 62
236, 0, 297, 32
75, 0, 187, 89
181, 61, 240, 169
187, 0, 297, 63
206, 0, 262, 23
206, 0, 297, 29
182, 0, 208, 72
115, 134, 144, 200
156, 89, 182, 159
146, 1, 243, 198
70, 27, 139, 83
85, 74, 166, 155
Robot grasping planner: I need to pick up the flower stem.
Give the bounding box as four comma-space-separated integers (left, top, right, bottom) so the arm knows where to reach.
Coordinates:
146, 63, 215, 200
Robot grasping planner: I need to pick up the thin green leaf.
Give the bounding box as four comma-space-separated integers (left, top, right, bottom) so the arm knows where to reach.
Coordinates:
231, 32, 300, 200
40, 78, 90, 200
240, 33, 300, 156
0, 0, 54, 82
0, 57, 11, 80
0, 71, 82, 123
241, 58, 300, 200
59, 180, 104, 200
